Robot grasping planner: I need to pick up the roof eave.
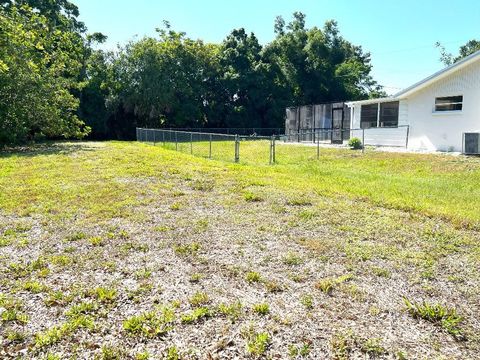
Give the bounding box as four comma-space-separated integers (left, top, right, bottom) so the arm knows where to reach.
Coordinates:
394, 49, 480, 98
346, 97, 399, 106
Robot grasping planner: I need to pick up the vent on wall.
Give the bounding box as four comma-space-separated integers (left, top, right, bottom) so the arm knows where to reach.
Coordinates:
463, 133, 480, 154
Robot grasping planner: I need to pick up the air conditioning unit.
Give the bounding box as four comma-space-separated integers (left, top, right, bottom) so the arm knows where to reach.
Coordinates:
463, 133, 480, 154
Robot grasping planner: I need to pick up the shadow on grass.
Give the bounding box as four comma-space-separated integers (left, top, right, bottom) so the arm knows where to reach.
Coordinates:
0, 141, 101, 158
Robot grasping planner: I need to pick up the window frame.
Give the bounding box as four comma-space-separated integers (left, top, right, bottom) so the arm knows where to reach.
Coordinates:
434, 95, 463, 113
360, 103, 379, 129
379, 101, 399, 128
360, 101, 399, 129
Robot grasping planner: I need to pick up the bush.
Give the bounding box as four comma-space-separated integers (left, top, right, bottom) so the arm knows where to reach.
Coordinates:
348, 137, 363, 150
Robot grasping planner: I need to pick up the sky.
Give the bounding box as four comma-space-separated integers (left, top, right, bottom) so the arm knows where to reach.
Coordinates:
74, 0, 480, 94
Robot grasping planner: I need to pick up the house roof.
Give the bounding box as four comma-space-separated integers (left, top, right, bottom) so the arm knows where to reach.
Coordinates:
345, 97, 398, 106
348, 49, 480, 106
394, 49, 480, 98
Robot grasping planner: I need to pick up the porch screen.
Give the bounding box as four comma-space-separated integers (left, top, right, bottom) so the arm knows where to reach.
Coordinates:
380, 101, 399, 127
360, 104, 378, 128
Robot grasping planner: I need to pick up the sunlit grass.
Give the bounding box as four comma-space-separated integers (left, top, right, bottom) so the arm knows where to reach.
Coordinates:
1, 140, 480, 227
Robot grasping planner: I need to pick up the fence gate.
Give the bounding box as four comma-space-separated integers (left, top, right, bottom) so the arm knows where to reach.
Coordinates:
331, 106, 343, 144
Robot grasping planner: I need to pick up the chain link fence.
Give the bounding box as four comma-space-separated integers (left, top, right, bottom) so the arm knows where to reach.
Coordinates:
166, 127, 284, 136
136, 128, 277, 164
137, 126, 410, 165
284, 126, 410, 149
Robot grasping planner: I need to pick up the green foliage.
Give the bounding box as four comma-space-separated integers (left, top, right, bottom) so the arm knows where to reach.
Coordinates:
91, 287, 117, 304
403, 298, 464, 337
348, 137, 363, 150
267, 14, 382, 105
164, 347, 180, 360
99, 345, 125, 360
300, 294, 314, 309
288, 342, 311, 357
0, 5, 90, 144
34, 315, 94, 348
252, 303, 270, 315
245, 331, 270, 356
244, 191, 263, 202
123, 307, 175, 338
245, 271, 262, 283
0, 5, 381, 142
173, 242, 201, 256
218, 301, 243, 322
188, 291, 209, 307
316, 274, 353, 295
180, 306, 211, 324
436, 39, 480, 66
282, 251, 304, 265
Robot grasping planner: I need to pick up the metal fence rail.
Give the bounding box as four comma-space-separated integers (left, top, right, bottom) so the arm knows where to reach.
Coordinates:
166, 127, 284, 136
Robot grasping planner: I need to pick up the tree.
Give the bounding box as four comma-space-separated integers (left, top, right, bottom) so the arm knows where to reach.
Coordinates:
0, 0, 86, 32
266, 13, 382, 105
0, 5, 89, 144
436, 40, 480, 66
105, 25, 221, 138
218, 28, 288, 128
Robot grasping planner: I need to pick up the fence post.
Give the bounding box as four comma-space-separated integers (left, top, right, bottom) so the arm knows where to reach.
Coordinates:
209, 134, 212, 159
190, 132, 193, 154
317, 132, 320, 160
163, 130, 165, 146
269, 136, 273, 164
272, 136, 276, 164
234, 135, 240, 163
405, 125, 410, 149
153, 129, 156, 145
362, 128, 365, 154
175, 131, 178, 151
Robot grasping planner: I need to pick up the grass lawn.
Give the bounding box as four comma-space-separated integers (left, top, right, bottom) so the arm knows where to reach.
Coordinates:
0, 141, 479, 359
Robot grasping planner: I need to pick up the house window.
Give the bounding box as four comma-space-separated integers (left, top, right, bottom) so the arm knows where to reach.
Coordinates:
360, 104, 378, 128
380, 101, 399, 127
361, 101, 399, 128
435, 96, 463, 112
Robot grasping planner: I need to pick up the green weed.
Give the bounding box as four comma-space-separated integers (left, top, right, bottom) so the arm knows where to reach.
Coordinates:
181, 307, 211, 324
403, 298, 464, 337
123, 306, 175, 338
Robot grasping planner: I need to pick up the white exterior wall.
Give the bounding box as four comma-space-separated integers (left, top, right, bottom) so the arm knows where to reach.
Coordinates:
405, 60, 480, 152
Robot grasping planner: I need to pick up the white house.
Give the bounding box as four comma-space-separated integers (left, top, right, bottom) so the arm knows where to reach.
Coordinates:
347, 50, 480, 152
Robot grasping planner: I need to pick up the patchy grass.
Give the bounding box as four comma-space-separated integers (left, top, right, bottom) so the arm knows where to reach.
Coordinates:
404, 298, 464, 337
180, 307, 211, 324
252, 303, 270, 315
0, 141, 479, 358
123, 306, 175, 338
243, 327, 270, 356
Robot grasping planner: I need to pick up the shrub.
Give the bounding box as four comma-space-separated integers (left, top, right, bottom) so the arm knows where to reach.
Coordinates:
348, 137, 363, 150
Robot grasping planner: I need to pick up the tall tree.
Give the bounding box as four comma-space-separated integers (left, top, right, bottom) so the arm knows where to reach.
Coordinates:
266, 13, 382, 105
219, 28, 289, 128
0, 5, 89, 144
106, 25, 221, 138
436, 39, 480, 66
